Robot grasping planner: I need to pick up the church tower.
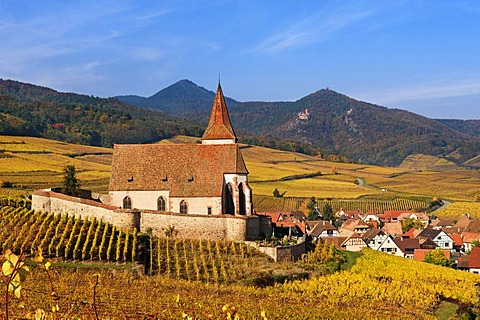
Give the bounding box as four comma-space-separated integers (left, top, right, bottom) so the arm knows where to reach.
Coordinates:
201, 83, 237, 145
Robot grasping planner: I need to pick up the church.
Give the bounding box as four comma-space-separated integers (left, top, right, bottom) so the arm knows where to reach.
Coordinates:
108, 83, 253, 216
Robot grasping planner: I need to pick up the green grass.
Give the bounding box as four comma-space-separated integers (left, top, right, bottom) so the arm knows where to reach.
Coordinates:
434, 301, 459, 320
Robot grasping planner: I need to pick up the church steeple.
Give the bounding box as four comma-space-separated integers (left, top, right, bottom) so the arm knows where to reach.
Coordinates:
201, 83, 237, 144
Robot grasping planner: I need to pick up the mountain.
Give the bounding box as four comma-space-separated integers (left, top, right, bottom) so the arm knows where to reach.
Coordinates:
0, 79, 204, 147
118, 80, 480, 166
116, 79, 238, 116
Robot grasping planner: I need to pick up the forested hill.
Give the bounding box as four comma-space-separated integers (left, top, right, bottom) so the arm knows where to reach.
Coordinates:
117, 80, 480, 167
0, 79, 204, 147
437, 119, 480, 138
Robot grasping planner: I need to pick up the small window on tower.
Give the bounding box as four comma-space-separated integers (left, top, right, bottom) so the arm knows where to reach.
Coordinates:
207, 207, 212, 215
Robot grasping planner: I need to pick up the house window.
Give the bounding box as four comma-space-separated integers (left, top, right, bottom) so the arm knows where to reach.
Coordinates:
180, 200, 188, 214
207, 207, 212, 215
123, 196, 132, 209
158, 196, 166, 211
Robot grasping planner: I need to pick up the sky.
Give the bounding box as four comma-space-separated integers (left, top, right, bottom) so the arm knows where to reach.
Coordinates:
0, 1, 479, 119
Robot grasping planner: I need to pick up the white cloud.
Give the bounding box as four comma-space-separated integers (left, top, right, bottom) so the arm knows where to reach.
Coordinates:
251, 6, 374, 53
358, 79, 480, 105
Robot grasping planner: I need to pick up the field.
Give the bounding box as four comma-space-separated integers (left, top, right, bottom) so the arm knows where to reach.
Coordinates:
0, 136, 111, 194
5, 248, 479, 319
435, 201, 480, 220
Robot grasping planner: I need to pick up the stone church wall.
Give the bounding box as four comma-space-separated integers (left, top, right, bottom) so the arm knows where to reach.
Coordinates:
32, 190, 267, 241
140, 211, 262, 241
32, 190, 138, 230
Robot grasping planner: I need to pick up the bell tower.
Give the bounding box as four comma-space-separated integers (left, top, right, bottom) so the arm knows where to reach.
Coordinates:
201, 83, 237, 145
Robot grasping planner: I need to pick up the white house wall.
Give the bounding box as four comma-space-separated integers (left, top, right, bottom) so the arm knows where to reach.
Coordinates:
378, 237, 403, 257
109, 190, 222, 215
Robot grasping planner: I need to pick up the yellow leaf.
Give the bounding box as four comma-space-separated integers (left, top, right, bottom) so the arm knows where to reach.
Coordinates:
14, 285, 21, 299
2, 260, 13, 276
45, 261, 51, 270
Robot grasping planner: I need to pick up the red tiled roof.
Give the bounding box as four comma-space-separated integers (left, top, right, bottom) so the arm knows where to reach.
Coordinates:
404, 228, 422, 239
324, 237, 347, 250
448, 233, 463, 246
202, 83, 237, 141
454, 214, 471, 230
256, 212, 282, 223
464, 221, 480, 233
469, 247, 480, 268
384, 210, 412, 220
382, 222, 403, 236
109, 143, 247, 197
462, 231, 480, 244
340, 218, 369, 232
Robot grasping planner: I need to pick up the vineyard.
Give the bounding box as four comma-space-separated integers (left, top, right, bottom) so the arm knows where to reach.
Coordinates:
4, 248, 479, 319
148, 238, 265, 283
435, 201, 480, 220
0, 206, 136, 263
253, 194, 430, 214
0, 206, 278, 283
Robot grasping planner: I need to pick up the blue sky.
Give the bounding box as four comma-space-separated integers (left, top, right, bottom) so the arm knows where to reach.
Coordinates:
1, 1, 479, 119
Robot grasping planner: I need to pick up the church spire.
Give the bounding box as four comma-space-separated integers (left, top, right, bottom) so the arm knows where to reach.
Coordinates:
201, 82, 237, 144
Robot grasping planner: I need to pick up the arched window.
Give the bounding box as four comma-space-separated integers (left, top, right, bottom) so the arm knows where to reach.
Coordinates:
222, 183, 234, 215
123, 196, 132, 209
180, 200, 188, 214
157, 196, 166, 211
238, 183, 246, 215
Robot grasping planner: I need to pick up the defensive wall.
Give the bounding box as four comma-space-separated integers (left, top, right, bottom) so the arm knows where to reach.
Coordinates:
32, 189, 268, 241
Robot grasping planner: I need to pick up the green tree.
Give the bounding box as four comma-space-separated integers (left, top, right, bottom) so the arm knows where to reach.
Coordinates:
307, 197, 319, 221
323, 203, 334, 223
424, 249, 451, 267
62, 165, 80, 196
401, 218, 424, 233
273, 188, 280, 197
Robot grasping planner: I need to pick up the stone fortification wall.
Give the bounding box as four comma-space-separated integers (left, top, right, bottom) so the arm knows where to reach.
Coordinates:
140, 211, 263, 241
32, 190, 138, 230
32, 190, 267, 241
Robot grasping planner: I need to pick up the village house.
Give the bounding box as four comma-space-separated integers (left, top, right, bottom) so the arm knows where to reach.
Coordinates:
308, 220, 338, 240
457, 247, 480, 273
377, 235, 403, 257
417, 228, 454, 250
340, 218, 370, 235
430, 219, 455, 230
362, 229, 388, 251
393, 237, 420, 259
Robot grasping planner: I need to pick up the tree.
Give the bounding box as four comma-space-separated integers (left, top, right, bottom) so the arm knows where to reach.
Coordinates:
307, 197, 319, 221
401, 218, 424, 233
273, 188, 286, 197
62, 165, 80, 196
323, 203, 334, 223
424, 249, 451, 267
